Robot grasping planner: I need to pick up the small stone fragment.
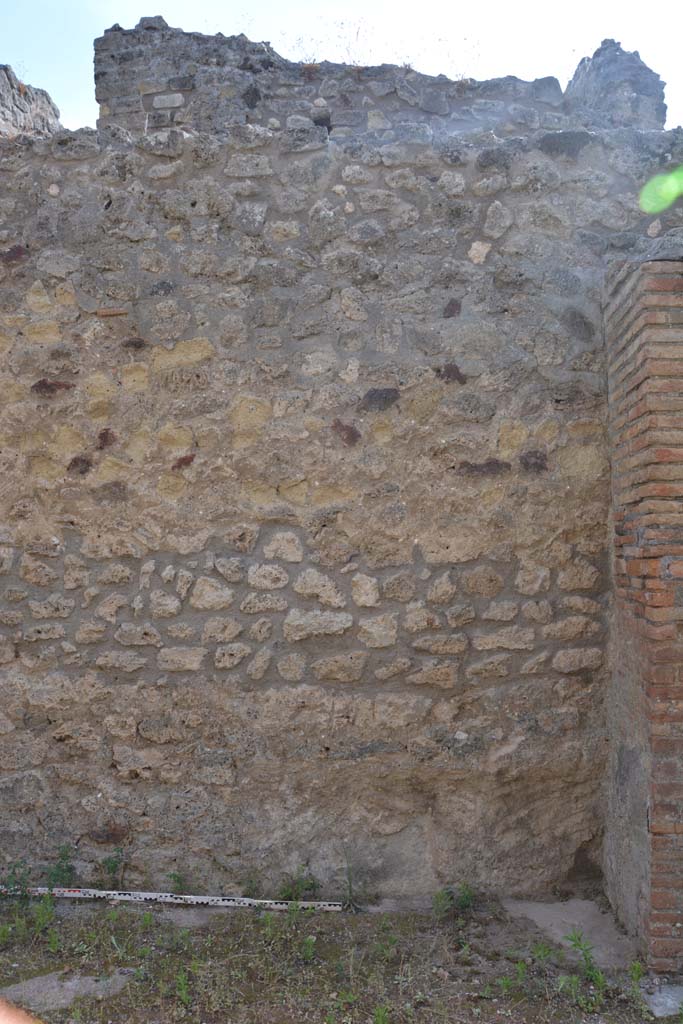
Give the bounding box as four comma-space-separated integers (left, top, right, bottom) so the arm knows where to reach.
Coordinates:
312, 651, 367, 682
351, 573, 380, 607
95, 594, 128, 623
383, 572, 416, 602
543, 616, 599, 641
515, 566, 550, 595
483, 200, 513, 238
263, 532, 304, 562
468, 241, 491, 264
202, 617, 243, 643
214, 557, 246, 582
28, 594, 75, 619
358, 613, 398, 648
63, 555, 89, 590
408, 660, 457, 688
76, 621, 107, 643
20, 555, 58, 587
277, 653, 307, 681
157, 647, 207, 671
247, 564, 290, 590
521, 652, 550, 674
215, 643, 252, 669
445, 603, 476, 628
96, 650, 148, 672
246, 648, 272, 680
427, 571, 457, 605
557, 559, 600, 591
283, 609, 353, 641
374, 657, 412, 680
0, 637, 14, 664
189, 576, 234, 610
114, 622, 162, 646
404, 601, 442, 633
471, 627, 535, 651
248, 618, 272, 642
466, 653, 511, 679
23, 624, 66, 642
150, 590, 182, 618
224, 524, 259, 552
552, 648, 603, 672
241, 592, 288, 614
522, 600, 553, 623
293, 568, 345, 607
412, 633, 468, 655
482, 601, 518, 621
463, 566, 503, 597
359, 388, 400, 412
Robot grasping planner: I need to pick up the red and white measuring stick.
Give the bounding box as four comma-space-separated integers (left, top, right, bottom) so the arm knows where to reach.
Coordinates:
0, 886, 343, 912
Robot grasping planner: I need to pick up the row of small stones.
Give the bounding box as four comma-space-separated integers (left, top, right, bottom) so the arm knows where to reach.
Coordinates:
2, 555, 600, 629
1, 576, 603, 683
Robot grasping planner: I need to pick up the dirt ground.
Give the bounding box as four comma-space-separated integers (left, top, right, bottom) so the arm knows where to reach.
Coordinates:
0, 892, 660, 1023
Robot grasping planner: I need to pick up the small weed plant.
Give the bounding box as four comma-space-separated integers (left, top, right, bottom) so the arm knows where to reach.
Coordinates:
175, 966, 191, 1007
101, 847, 126, 889
278, 865, 321, 902
32, 894, 55, 934
557, 928, 607, 1012
432, 882, 475, 921
1, 859, 31, 900
168, 870, 190, 894
47, 846, 76, 889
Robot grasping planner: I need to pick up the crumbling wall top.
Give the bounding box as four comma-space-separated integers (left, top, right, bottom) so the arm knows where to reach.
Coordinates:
0, 65, 61, 137
93, 17, 667, 138
565, 38, 666, 130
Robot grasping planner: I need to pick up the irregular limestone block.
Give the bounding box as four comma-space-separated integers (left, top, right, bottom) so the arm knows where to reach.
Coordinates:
283, 609, 353, 641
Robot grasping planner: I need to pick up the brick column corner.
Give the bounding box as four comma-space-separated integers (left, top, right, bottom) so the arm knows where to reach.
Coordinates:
605, 259, 683, 972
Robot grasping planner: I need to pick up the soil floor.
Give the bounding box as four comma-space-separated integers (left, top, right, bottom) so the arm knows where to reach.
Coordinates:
0, 892, 664, 1023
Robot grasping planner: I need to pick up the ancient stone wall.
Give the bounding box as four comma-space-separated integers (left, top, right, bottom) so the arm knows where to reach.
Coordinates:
1, 23, 682, 910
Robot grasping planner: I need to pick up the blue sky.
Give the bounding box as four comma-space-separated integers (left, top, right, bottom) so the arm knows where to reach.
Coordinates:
2, 0, 681, 130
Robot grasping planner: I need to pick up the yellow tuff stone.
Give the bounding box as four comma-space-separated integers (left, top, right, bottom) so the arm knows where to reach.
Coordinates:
277, 479, 308, 504
121, 364, 149, 392
28, 456, 62, 482
158, 472, 187, 498
535, 419, 560, 444
91, 456, 132, 484
48, 426, 87, 460
567, 418, 604, 440
405, 389, 441, 423
19, 428, 50, 453
158, 422, 194, 451
371, 420, 394, 444
55, 282, 77, 306
23, 320, 62, 345
498, 420, 529, 455
85, 372, 117, 417
312, 483, 357, 505
1, 380, 24, 403
244, 482, 279, 504
230, 395, 272, 432
555, 443, 608, 480
152, 338, 214, 371
25, 281, 52, 313
126, 429, 154, 465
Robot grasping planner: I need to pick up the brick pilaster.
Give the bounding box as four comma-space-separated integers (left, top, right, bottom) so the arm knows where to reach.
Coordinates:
605, 260, 683, 971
